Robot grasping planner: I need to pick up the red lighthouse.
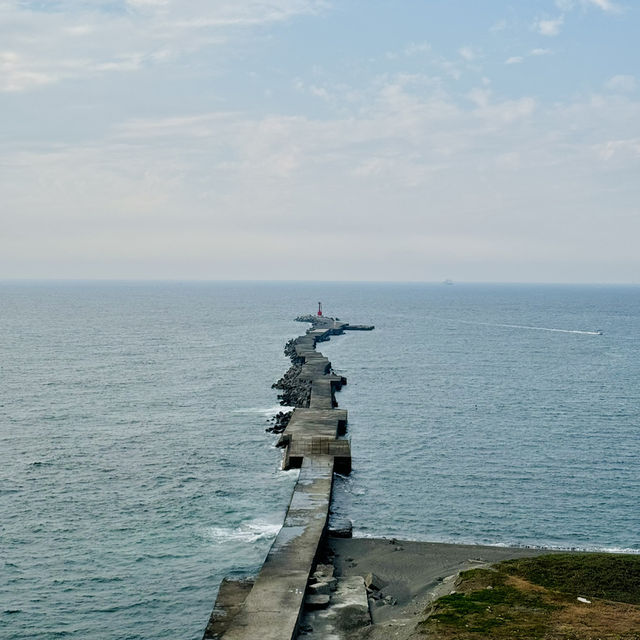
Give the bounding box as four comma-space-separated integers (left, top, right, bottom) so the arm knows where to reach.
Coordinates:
317, 302, 323, 317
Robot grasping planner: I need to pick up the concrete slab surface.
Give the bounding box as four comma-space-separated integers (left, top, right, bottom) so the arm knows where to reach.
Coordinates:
203, 578, 254, 639
299, 576, 371, 639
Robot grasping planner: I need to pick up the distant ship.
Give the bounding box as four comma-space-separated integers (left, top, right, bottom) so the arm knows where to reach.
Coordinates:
596, 329, 604, 335
443, 279, 454, 285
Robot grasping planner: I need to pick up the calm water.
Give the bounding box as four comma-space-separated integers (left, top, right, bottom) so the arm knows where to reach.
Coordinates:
1, 282, 639, 639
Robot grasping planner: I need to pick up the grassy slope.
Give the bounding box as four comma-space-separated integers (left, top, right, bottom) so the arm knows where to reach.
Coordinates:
416, 554, 640, 640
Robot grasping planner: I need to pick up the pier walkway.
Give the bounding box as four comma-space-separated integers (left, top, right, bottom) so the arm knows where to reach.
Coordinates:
203, 316, 372, 640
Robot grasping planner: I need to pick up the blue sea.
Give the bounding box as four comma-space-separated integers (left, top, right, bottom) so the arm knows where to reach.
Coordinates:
1, 282, 639, 639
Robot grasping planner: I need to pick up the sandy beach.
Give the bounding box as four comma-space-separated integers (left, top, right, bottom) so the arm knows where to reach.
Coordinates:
324, 537, 565, 639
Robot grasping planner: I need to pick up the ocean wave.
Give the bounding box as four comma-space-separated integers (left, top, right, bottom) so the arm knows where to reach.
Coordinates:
334, 473, 365, 495
276, 468, 301, 480
512, 543, 640, 555
232, 405, 294, 417
205, 519, 282, 544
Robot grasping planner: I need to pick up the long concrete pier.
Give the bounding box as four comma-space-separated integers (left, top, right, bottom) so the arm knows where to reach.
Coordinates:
203, 315, 373, 640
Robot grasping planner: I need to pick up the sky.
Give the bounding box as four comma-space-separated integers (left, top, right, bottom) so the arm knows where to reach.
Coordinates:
1, 0, 639, 282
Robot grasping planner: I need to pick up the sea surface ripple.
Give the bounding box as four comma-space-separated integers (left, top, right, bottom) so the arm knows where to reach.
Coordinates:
1, 282, 639, 639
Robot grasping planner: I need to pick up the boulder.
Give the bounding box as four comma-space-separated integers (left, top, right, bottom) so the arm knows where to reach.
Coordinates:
364, 572, 387, 592
314, 564, 335, 579
308, 581, 331, 596
328, 518, 353, 539
305, 594, 330, 609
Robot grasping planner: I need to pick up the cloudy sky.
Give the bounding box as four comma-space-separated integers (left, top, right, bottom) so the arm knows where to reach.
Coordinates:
2, 0, 639, 282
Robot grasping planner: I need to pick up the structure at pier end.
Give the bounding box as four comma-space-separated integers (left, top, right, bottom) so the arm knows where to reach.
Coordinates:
203, 313, 373, 640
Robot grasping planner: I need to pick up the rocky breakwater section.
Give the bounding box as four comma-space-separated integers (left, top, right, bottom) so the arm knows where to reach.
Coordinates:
203, 314, 372, 640
267, 313, 375, 435
267, 339, 311, 432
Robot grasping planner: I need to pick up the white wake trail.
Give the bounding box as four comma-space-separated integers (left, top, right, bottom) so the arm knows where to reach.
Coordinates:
455, 320, 602, 335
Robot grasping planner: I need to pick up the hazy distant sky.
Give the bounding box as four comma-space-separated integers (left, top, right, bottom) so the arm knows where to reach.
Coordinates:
2, 0, 639, 282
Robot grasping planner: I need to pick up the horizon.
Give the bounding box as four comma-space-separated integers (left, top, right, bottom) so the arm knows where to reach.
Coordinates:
1, 278, 638, 286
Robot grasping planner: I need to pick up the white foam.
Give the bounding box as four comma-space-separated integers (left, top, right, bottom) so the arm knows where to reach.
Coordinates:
556, 545, 640, 555
233, 405, 294, 417
206, 519, 282, 544
277, 468, 301, 479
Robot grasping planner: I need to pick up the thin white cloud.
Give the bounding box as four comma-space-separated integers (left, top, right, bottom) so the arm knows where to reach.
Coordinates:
468, 87, 491, 108
605, 74, 636, 92
584, 0, 621, 12
404, 41, 431, 56
504, 49, 551, 66
0, 46, 151, 92
534, 16, 564, 36
0, 51, 53, 92
556, 0, 622, 12
385, 41, 431, 60
0, 0, 329, 92
459, 46, 477, 61
309, 85, 330, 100
595, 137, 640, 160
64, 24, 95, 36
127, 0, 171, 6
385, 44, 462, 80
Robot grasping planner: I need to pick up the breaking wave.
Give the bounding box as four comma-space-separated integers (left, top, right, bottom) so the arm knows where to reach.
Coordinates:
233, 405, 294, 417
205, 519, 282, 544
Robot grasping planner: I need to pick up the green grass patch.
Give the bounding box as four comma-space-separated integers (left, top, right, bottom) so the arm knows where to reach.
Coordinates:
424, 566, 556, 637
421, 553, 640, 639
501, 553, 640, 604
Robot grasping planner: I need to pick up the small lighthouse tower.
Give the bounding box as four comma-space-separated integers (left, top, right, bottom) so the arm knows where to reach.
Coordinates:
317, 302, 323, 317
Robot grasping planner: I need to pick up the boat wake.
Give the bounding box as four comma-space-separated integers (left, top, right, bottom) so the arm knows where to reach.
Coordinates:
455, 320, 603, 335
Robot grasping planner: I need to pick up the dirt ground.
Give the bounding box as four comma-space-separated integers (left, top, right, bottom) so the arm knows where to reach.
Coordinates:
326, 537, 560, 640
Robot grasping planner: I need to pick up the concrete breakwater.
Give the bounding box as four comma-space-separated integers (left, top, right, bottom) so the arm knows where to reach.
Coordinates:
203, 315, 373, 640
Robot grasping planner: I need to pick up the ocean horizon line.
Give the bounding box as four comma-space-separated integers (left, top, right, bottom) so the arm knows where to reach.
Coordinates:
1, 278, 638, 286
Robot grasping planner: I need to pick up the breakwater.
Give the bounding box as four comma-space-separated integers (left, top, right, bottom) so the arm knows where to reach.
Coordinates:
203, 315, 373, 640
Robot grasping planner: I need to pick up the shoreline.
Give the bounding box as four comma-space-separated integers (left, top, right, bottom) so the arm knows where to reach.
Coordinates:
313, 536, 575, 639
321, 537, 640, 640
343, 534, 640, 556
